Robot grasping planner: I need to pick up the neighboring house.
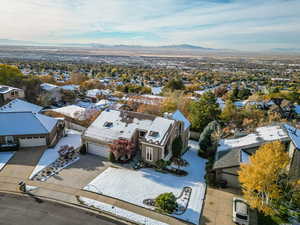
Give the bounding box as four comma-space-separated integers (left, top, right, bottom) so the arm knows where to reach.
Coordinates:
86, 89, 112, 100
0, 98, 43, 113
82, 109, 190, 164
284, 124, 300, 180
0, 85, 25, 106
40, 83, 62, 103
0, 111, 63, 149
51, 105, 87, 121
213, 125, 290, 188
61, 85, 80, 92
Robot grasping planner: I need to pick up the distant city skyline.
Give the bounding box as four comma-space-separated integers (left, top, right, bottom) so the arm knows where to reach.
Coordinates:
0, 0, 300, 51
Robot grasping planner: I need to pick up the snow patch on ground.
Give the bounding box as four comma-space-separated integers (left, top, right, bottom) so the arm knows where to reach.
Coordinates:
83, 140, 206, 225
0, 151, 15, 170
29, 129, 82, 179
80, 197, 168, 225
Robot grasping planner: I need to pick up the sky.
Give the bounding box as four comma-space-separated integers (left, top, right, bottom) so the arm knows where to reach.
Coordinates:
0, 0, 300, 50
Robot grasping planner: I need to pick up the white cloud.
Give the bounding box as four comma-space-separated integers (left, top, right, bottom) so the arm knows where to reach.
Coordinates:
0, 0, 299, 49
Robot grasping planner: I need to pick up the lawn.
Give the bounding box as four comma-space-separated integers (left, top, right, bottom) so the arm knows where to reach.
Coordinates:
81, 140, 206, 225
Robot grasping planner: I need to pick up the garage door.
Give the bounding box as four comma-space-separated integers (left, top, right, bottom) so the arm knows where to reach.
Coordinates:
19, 137, 47, 147
87, 142, 109, 158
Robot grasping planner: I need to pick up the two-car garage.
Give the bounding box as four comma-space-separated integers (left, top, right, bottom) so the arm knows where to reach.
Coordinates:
86, 142, 109, 158
19, 136, 47, 147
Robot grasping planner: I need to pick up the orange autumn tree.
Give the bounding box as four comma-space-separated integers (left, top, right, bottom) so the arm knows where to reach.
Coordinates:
238, 141, 290, 216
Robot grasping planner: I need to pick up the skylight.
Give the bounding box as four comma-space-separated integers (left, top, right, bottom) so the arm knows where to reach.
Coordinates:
149, 131, 159, 137
103, 121, 113, 128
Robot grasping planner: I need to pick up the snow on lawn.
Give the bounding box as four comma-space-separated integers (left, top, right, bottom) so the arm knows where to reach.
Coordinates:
82, 140, 206, 225
0, 152, 15, 171
29, 129, 81, 179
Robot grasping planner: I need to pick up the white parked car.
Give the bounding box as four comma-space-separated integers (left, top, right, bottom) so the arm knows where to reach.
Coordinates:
232, 197, 249, 225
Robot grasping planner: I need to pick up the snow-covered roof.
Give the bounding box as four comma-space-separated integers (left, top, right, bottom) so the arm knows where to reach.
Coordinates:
86, 89, 111, 98
145, 117, 174, 145
0, 85, 22, 94
0, 99, 43, 113
0, 112, 58, 136
151, 86, 162, 95
171, 110, 191, 130
217, 98, 225, 110
84, 110, 174, 146
283, 124, 300, 149
61, 85, 79, 91
41, 83, 59, 91
52, 105, 86, 120
218, 125, 289, 152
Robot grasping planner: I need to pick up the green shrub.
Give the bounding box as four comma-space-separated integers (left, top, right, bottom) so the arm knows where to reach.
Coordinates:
155, 159, 171, 169
155, 192, 178, 214
109, 152, 116, 162
172, 136, 183, 157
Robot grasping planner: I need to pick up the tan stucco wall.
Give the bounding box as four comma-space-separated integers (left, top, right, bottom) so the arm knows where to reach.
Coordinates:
141, 143, 163, 165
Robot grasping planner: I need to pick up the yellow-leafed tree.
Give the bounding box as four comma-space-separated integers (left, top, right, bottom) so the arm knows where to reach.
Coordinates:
238, 141, 290, 216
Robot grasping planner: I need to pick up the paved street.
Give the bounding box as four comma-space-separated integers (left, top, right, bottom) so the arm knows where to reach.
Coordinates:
0, 193, 126, 225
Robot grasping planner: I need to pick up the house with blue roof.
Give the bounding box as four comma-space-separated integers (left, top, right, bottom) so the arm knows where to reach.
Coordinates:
0, 111, 64, 150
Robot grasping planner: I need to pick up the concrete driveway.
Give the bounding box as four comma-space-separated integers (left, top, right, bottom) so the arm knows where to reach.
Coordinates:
201, 187, 257, 225
0, 147, 45, 179
44, 154, 110, 189
201, 188, 239, 225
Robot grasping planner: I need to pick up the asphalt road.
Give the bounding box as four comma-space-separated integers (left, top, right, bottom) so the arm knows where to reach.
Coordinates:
0, 193, 127, 225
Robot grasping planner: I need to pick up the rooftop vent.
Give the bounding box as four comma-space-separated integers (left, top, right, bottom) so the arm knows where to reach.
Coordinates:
103, 121, 113, 128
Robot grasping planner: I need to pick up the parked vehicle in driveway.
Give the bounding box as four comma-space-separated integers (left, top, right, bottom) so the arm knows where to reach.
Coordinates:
233, 197, 249, 225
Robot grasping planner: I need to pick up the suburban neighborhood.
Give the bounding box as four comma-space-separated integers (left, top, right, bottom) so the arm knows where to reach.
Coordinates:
0, 1, 300, 223
0, 59, 299, 225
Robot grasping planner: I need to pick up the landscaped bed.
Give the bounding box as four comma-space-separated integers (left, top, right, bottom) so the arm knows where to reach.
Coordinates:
29, 129, 82, 180
80, 140, 206, 225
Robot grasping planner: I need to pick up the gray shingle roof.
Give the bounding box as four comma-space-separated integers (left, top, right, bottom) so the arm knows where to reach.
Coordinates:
213, 148, 241, 170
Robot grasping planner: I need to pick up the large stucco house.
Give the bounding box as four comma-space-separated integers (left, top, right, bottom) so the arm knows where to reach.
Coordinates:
82, 109, 190, 164
0, 85, 25, 106
213, 124, 300, 188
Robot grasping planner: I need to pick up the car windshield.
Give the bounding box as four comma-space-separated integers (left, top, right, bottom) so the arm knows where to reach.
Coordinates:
237, 214, 248, 220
